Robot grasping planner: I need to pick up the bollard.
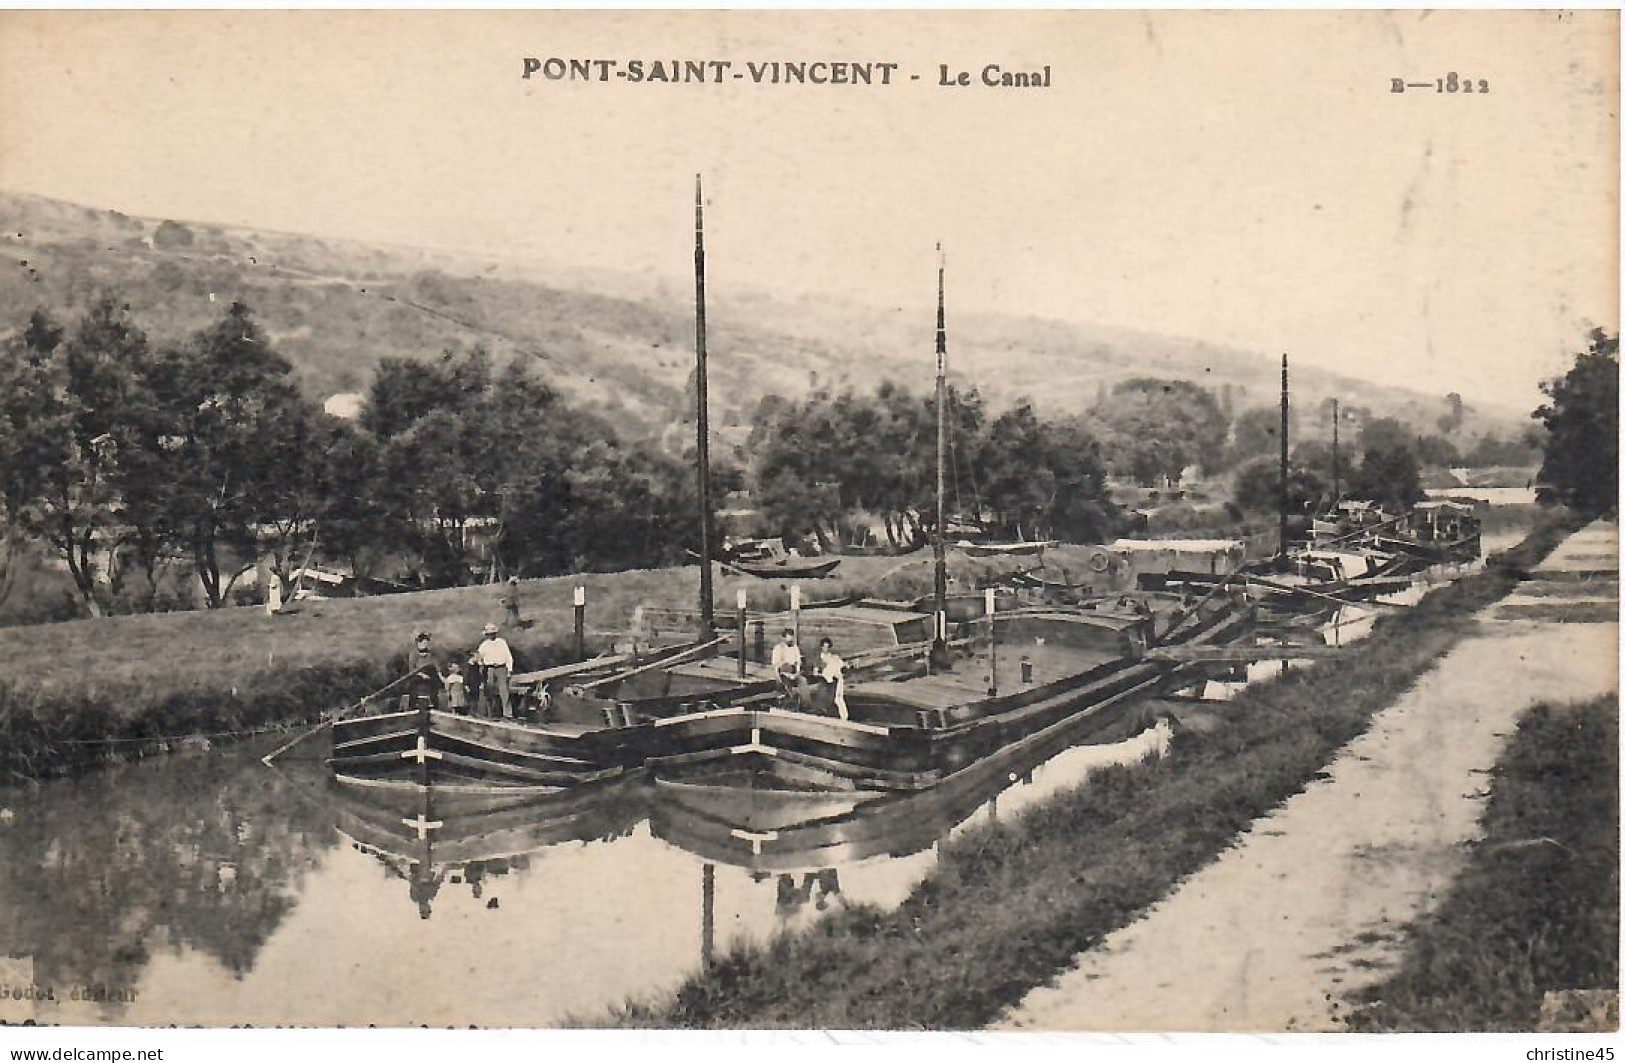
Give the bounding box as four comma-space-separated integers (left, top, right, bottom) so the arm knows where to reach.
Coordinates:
1020, 655, 1033, 685
985, 587, 998, 695
573, 585, 586, 661
736, 587, 748, 678
790, 583, 801, 648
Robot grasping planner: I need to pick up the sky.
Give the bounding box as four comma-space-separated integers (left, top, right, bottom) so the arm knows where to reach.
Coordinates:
0, 9, 1616, 413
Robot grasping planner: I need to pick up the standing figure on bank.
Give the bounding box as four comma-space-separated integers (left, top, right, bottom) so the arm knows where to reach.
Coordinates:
264, 568, 283, 617
817, 637, 848, 721
475, 623, 516, 719
502, 575, 522, 627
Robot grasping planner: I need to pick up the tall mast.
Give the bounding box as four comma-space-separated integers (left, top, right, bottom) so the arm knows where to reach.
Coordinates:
932, 244, 949, 658
1278, 353, 1290, 558
694, 175, 715, 638
1330, 397, 1341, 502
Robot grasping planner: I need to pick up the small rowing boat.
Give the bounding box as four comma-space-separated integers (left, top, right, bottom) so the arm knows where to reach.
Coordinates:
956, 539, 1054, 559
724, 538, 843, 579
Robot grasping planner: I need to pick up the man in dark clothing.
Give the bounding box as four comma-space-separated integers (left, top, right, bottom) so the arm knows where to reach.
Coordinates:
405, 630, 442, 711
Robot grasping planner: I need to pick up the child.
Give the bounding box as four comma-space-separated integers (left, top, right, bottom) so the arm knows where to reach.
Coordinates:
442, 662, 468, 714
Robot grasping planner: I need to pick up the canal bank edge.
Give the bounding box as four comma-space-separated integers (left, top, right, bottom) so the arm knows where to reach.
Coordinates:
603, 508, 1587, 1029
999, 519, 1617, 1031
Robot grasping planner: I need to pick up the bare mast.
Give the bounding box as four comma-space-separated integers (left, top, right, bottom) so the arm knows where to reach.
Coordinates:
694, 175, 715, 638
1330, 397, 1341, 502
932, 245, 949, 659
1278, 353, 1290, 559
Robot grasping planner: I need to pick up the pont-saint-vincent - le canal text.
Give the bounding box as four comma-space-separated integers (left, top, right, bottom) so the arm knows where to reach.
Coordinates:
519, 57, 1054, 89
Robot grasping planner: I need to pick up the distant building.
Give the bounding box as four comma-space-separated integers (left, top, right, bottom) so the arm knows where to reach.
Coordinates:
323, 392, 365, 420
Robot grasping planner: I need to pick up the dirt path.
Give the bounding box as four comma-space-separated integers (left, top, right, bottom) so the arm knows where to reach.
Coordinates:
997, 521, 1618, 1032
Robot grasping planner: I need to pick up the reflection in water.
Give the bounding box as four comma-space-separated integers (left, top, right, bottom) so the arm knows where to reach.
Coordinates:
0, 715, 1169, 1027
774, 870, 845, 918
0, 740, 336, 1023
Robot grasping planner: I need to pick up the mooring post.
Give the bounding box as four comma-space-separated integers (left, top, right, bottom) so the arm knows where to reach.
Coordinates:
985, 587, 998, 695
736, 586, 748, 678
700, 862, 716, 968
573, 585, 586, 661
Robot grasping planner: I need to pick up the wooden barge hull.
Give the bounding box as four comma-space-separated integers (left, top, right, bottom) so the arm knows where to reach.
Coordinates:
647, 684, 1169, 873
644, 604, 1244, 793
327, 601, 1245, 796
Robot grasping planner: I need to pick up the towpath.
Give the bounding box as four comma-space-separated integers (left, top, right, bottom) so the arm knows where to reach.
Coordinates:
997, 521, 1618, 1032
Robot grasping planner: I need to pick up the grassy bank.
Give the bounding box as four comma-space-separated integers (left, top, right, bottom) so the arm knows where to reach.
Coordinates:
1347, 694, 1618, 1031
602, 509, 1581, 1029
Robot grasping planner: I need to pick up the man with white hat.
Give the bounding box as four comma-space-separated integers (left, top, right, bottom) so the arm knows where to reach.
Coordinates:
474, 623, 516, 719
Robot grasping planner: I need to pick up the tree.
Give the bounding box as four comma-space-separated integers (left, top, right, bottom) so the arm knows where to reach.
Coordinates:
1093, 378, 1228, 484
1358, 416, 1411, 455
1533, 328, 1618, 516
1229, 405, 1287, 466
982, 402, 1058, 538
1233, 457, 1326, 518
0, 312, 66, 606
361, 347, 493, 441
1411, 434, 1461, 468
746, 389, 861, 549
1042, 417, 1113, 542
19, 297, 157, 616
1291, 440, 1336, 488
150, 302, 316, 607
1347, 446, 1425, 510
1464, 432, 1542, 468
308, 420, 404, 587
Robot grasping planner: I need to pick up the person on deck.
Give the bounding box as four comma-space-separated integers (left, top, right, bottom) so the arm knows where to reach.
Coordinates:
475, 623, 516, 719
770, 629, 802, 688
406, 630, 442, 711
817, 637, 848, 721
442, 662, 468, 714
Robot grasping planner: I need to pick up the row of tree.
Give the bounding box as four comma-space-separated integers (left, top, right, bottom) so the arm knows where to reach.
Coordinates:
743, 373, 1486, 549
3, 292, 1592, 620
746, 384, 1114, 549
0, 299, 706, 616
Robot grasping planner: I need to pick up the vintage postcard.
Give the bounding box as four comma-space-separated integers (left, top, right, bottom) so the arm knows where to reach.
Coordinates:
0, 8, 1616, 1037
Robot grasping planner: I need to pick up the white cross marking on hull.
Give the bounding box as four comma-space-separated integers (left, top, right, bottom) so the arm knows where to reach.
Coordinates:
401, 814, 444, 839
399, 736, 443, 764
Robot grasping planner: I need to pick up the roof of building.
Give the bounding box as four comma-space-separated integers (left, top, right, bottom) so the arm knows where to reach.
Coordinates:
1108, 539, 1245, 553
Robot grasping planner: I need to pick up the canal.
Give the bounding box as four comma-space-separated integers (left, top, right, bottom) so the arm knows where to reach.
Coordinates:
0, 710, 1171, 1027
0, 495, 1536, 1027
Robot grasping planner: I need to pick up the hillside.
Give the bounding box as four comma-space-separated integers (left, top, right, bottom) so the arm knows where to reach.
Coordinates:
0, 189, 1527, 444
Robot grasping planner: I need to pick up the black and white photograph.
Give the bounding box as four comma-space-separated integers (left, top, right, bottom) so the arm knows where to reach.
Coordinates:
0, 8, 1616, 1042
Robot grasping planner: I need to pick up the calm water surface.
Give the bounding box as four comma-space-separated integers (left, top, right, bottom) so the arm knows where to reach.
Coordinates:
0, 720, 1169, 1027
